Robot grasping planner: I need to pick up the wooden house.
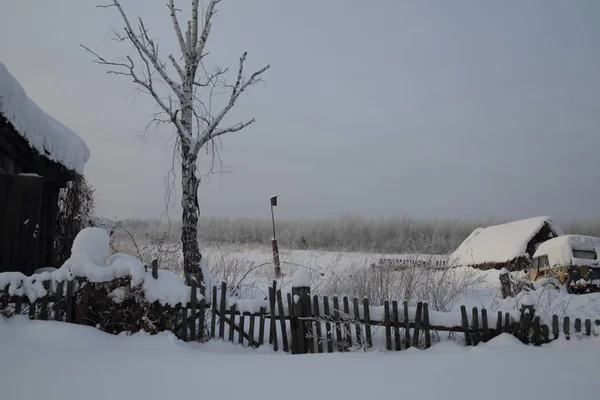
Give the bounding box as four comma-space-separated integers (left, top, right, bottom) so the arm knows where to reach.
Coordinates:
0, 61, 90, 275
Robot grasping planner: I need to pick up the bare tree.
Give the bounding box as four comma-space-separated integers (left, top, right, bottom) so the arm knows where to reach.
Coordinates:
83, 0, 270, 285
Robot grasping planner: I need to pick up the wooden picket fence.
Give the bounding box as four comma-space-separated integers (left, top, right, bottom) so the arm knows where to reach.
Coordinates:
1, 277, 598, 353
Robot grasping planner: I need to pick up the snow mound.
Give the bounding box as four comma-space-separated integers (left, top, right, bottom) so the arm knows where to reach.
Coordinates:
0, 228, 201, 306
0, 61, 90, 174
449, 216, 562, 266
292, 267, 311, 287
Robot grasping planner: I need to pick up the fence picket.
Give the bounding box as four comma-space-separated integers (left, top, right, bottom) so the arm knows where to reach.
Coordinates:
15, 296, 22, 315
313, 295, 323, 353
342, 297, 352, 350
181, 305, 188, 341
564, 317, 570, 338
277, 290, 289, 352
412, 302, 422, 348
403, 301, 411, 349
268, 282, 277, 347
249, 311, 256, 346
323, 296, 334, 353
258, 306, 266, 346
585, 319, 591, 336
471, 307, 479, 346
481, 308, 489, 342
211, 286, 217, 339
392, 300, 401, 351
229, 304, 236, 343
496, 311, 502, 333
39, 281, 50, 320
460, 305, 470, 346
353, 298, 362, 347
219, 282, 227, 339
332, 297, 343, 351
29, 301, 36, 319
239, 312, 246, 346
575, 318, 581, 334
532, 316, 541, 345
362, 298, 372, 348
552, 315, 559, 339
504, 313, 510, 333
384, 300, 392, 351
423, 302, 431, 349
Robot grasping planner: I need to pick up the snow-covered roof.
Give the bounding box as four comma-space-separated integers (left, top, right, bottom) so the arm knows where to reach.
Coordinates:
449, 216, 563, 267
0, 61, 90, 174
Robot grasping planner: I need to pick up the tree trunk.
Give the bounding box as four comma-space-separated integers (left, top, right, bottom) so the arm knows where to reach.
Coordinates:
180, 128, 203, 286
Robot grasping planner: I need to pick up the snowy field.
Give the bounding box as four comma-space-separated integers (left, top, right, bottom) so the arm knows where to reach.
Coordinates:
1, 316, 599, 400
123, 240, 600, 323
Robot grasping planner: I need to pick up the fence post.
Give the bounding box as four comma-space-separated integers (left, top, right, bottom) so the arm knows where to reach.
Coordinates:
499, 268, 512, 299
291, 268, 311, 354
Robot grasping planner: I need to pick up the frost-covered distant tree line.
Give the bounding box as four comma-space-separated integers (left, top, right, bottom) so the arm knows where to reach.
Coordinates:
108, 214, 600, 254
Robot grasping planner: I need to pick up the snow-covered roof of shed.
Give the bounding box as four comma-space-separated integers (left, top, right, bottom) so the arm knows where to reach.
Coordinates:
449, 216, 563, 267
0, 61, 90, 174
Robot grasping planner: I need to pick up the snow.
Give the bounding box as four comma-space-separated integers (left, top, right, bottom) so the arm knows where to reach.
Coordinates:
0, 61, 89, 174
292, 267, 311, 287
534, 234, 600, 267
1, 316, 599, 400
449, 216, 563, 266
0, 228, 201, 306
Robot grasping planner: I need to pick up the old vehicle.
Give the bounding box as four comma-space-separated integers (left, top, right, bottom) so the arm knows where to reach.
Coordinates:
528, 235, 600, 294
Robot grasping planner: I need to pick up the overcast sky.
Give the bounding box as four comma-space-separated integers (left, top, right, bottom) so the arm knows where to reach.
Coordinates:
1, 0, 599, 222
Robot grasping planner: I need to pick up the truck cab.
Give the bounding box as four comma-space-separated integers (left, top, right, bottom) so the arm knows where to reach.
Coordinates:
528, 235, 600, 294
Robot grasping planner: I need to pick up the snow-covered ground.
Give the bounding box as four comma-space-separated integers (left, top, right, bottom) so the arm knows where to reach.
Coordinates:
1, 315, 599, 400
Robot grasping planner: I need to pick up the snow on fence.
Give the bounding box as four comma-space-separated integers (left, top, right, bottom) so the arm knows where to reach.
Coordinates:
2, 274, 597, 353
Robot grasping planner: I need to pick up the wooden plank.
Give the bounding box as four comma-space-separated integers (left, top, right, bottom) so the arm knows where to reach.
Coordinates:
65, 280, 74, 323
564, 316, 570, 337
423, 302, 431, 349
521, 310, 531, 344
219, 282, 227, 339
190, 281, 197, 341
287, 293, 296, 354
412, 302, 423, 348
210, 286, 217, 339
229, 304, 237, 343
269, 281, 278, 347
496, 311, 502, 333
504, 312, 510, 333
575, 318, 581, 334
552, 315, 559, 339
481, 308, 489, 342
258, 306, 266, 346
249, 311, 256, 346
332, 296, 343, 351
239, 312, 246, 346
276, 290, 289, 352
0, 287, 7, 311
471, 307, 479, 346
353, 298, 362, 346
362, 298, 372, 348
585, 319, 591, 336
293, 295, 305, 354
181, 306, 188, 341
403, 301, 411, 349
343, 296, 352, 350
392, 300, 401, 351
323, 296, 334, 353
460, 305, 471, 346
313, 295, 323, 353
54, 281, 64, 321
384, 300, 392, 351
303, 293, 314, 354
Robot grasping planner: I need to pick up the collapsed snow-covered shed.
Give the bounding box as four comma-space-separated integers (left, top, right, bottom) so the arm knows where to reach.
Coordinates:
0, 61, 90, 275
449, 216, 563, 271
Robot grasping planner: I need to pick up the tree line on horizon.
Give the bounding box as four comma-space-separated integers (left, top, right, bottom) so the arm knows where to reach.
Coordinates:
106, 214, 600, 255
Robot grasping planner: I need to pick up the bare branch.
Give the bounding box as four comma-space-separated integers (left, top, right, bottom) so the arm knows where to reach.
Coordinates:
108, 0, 183, 99
167, 0, 187, 56
195, 52, 270, 152
211, 119, 256, 138
169, 54, 185, 81
195, 0, 221, 65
